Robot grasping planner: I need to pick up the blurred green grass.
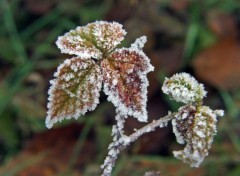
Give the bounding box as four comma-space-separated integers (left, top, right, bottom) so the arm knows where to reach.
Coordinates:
0, 0, 240, 175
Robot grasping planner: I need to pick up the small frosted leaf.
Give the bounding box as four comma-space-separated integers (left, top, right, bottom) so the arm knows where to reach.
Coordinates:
172, 105, 224, 167
162, 72, 207, 104
56, 21, 126, 59
101, 48, 154, 122
46, 57, 102, 128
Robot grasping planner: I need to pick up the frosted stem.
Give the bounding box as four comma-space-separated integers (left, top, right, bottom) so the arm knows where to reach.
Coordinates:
128, 113, 176, 143
101, 114, 126, 176
101, 112, 176, 176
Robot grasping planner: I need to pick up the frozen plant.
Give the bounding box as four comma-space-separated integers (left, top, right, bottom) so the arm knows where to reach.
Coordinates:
45, 21, 224, 176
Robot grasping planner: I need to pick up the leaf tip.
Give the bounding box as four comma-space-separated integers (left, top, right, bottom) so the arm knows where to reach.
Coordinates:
45, 115, 54, 129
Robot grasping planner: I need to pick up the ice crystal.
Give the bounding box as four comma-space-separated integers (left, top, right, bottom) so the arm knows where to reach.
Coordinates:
90, 21, 127, 53
46, 21, 154, 128
130, 36, 147, 50
56, 21, 126, 59
46, 58, 102, 128
172, 105, 224, 167
144, 171, 161, 176
162, 72, 207, 104
101, 48, 154, 122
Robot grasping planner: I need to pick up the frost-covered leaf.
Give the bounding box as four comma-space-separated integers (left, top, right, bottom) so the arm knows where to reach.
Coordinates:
46, 57, 102, 128
101, 48, 154, 122
56, 21, 126, 59
162, 72, 207, 104
172, 105, 224, 167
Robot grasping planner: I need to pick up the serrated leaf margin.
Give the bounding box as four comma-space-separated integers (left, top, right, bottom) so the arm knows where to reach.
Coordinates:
101, 48, 154, 122
46, 57, 102, 128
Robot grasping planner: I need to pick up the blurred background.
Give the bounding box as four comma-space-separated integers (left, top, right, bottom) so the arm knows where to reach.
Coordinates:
0, 0, 240, 175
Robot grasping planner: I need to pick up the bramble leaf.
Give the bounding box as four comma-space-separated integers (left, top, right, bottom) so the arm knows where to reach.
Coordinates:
46, 57, 102, 128
172, 105, 224, 167
56, 21, 126, 59
101, 48, 154, 122
162, 73, 207, 104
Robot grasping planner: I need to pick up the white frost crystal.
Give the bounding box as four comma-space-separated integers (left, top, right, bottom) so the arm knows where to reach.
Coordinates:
46, 58, 102, 129
130, 36, 147, 50
91, 21, 127, 52
47, 20, 154, 129
144, 171, 161, 176
172, 105, 224, 167
56, 21, 126, 59
162, 72, 207, 104
101, 48, 154, 122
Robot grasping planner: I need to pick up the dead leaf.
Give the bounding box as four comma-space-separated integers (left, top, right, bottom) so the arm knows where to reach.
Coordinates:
207, 12, 238, 38
192, 38, 240, 90
102, 48, 154, 122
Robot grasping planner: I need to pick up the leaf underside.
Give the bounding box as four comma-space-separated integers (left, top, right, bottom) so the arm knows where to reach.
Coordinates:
101, 48, 154, 122
46, 57, 102, 128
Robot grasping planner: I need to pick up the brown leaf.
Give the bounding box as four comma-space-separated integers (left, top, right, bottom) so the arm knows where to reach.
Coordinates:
101, 48, 154, 122
46, 58, 102, 128
192, 38, 240, 90
207, 12, 238, 38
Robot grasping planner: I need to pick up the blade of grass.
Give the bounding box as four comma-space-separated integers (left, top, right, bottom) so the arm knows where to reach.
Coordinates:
59, 102, 110, 176
20, 7, 62, 40
181, 1, 201, 68
112, 154, 128, 176
1, 0, 28, 63
61, 117, 95, 176
219, 90, 239, 118
34, 21, 73, 57
0, 62, 34, 115
227, 129, 240, 153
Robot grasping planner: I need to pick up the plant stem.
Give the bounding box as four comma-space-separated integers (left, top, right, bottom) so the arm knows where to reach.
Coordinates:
128, 113, 176, 143
101, 112, 176, 176
101, 114, 126, 176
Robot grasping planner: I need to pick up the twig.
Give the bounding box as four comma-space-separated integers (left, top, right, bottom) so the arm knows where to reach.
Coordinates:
101, 112, 176, 176
128, 113, 176, 143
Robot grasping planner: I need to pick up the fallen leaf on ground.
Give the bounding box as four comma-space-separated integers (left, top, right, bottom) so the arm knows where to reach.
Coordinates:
192, 38, 240, 90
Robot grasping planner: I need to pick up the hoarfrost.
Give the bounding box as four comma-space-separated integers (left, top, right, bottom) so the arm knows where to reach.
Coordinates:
91, 21, 127, 52
56, 35, 102, 59
102, 48, 154, 122
45, 57, 102, 128
130, 36, 147, 50
145, 127, 152, 132
56, 21, 126, 60
112, 79, 118, 86
162, 72, 207, 104
172, 105, 224, 167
